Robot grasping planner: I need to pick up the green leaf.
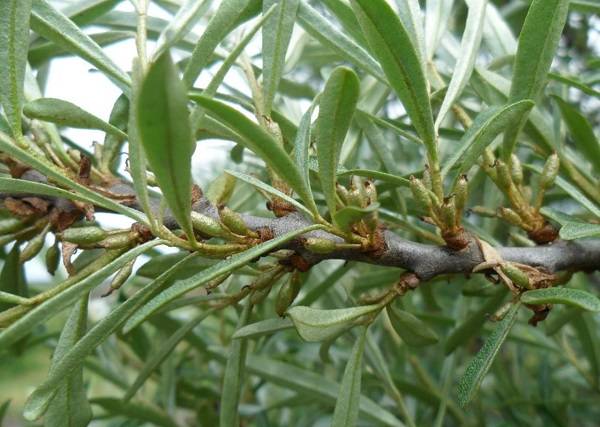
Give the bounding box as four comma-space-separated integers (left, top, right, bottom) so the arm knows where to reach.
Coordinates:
232, 317, 294, 339
386, 305, 439, 347
23, 98, 127, 138
525, 164, 600, 218
182, 0, 261, 87
99, 93, 129, 173
0, 145, 145, 222
190, 95, 318, 217
559, 222, 600, 240
123, 224, 324, 333
502, 0, 570, 159
30, 0, 130, 92
296, 3, 384, 81
571, 313, 600, 387
155, 0, 212, 56
338, 169, 409, 187
293, 97, 319, 196
316, 66, 360, 216
22, 248, 188, 421
137, 51, 195, 240
435, 0, 486, 129
549, 72, 600, 98
553, 96, 600, 175
43, 296, 92, 426
286, 305, 380, 342
123, 308, 216, 401
0, 0, 32, 139
0, 241, 161, 349
424, 0, 454, 60
90, 398, 178, 427
333, 203, 380, 232
442, 100, 535, 178
331, 325, 367, 427
0, 246, 22, 312
445, 287, 508, 354
351, 0, 435, 152
521, 288, 600, 312
220, 301, 251, 427
225, 169, 312, 217
457, 302, 520, 407
261, 0, 299, 113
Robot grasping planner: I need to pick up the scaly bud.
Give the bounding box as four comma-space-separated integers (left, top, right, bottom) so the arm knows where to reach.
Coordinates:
0, 218, 26, 235
60, 226, 107, 245
336, 183, 350, 204
191, 211, 228, 238
422, 166, 432, 190
497, 207, 526, 228
409, 176, 432, 212
540, 153, 559, 190
453, 175, 468, 220
495, 160, 513, 191
206, 173, 236, 205
250, 285, 272, 305
218, 206, 255, 237
20, 225, 49, 263
441, 197, 456, 230
304, 237, 337, 254
275, 271, 303, 316
103, 259, 135, 297
363, 180, 377, 205
500, 262, 531, 289
45, 240, 60, 275
98, 231, 137, 249
471, 205, 496, 218
491, 302, 513, 321
510, 154, 523, 187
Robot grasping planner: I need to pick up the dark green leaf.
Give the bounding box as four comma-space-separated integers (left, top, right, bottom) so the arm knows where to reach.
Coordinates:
521, 288, 600, 312
137, 51, 195, 240
316, 66, 360, 215
232, 317, 294, 340
0, 246, 22, 312
457, 302, 520, 406
386, 305, 439, 347
90, 398, 178, 427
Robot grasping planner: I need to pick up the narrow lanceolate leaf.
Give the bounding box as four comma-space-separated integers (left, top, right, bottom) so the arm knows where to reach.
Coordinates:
0, 246, 22, 312
286, 305, 380, 342
553, 96, 600, 175
225, 169, 312, 217
0, 133, 146, 223
90, 398, 178, 427
435, 0, 487, 129
182, 0, 261, 86
191, 95, 318, 217
137, 51, 195, 240
333, 203, 379, 233
502, 0, 570, 159
317, 66, 360, 216
559, 222, 600, 240
331, 325, 367, 427
521, 288, 600, 312
30, 0, 130, 91
42, 296, 92, 426
425, 0, 455, 61
386, 305, 439, 347
442, 100, 534, 179
124, 308, 216, 401
232, 317, 294, 340
123, 225, 324, 333
0, 0, 32, 139
23, 98, 127, 138
571, 313, 600, 387
293, 98, 319, 196
262, 0, 300, 113
155, 0, 212, 56
22, 249, 187, 421
457, 302, 520, 407
351, 0, 436, 151
220, 302, 252, 427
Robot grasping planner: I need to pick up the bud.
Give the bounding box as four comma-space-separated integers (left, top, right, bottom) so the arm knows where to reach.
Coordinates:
336, 183, 350, 204
540, 153, 559, 190
250, 285, 272, 305
491, 302, 513, 321
363, 180, 377, 205
510, 154, 523, 186
218, 206, 254, 237
206, 173, 236, 205
60, 226, 107, 245
304, 237, 337, 254
453, 175, 468, 218
103, 259, 135, 297
410, 176, 432, 212
495, 160, 513, 191
275, 271, 303, 316
500, 262, 531, 289
191, 211, 227, 238
20, 226, 49, 263
497, 207, 525, 227
98, 231, 137, 249
422, 166, 432, 190
471, 205, 496, 218
441, 197, 456, 229
249, 268, 282, 304
45, 240, 60, 275
0, 218, 26, 235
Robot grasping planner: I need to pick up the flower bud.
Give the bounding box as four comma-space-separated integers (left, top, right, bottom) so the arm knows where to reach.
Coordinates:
98, 231, 137, 249
441, 197, 456, 229
45, 240, 60, 275
510, 154, 523, 186
497, 207, 525, 227
540, 153, 559, 190
500, 262, 531, 289
250, 285, 272, 305
275, 271, 303, 316
410, 176, 432, 212
60, 226, 107, 245
491, 302, 513, 321
495, 160, 513, 191
453, 175, 468, 218
103, 259, 135, 297
304, 237, 337, 254
471, 205, 496, 218
0, 218, 26, 235
218, 206, 254, 237
363, 180, 377, 205
191, 211, 227, 238
20, 227, 48, 263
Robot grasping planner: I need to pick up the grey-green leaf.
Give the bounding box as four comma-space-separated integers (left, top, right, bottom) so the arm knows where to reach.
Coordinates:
331, 325, 367, 427
457, 302, 520, 406
220, 302, 251, 427
386, 305, 439, 347
333, 203, 379, 232
261, 0, 299, 113
317, 66, 360, 216
559, 222, 600, 240
0, 0, 32, 139
286, 305, 380, 342
43, 296, 92, 426
232, 317, 294, 340
137, 51, 195, 240
521, 288, 600, 312
90, 398, 178, 427
23, 98, 126, 138
155, 0, 212, 56
351, 0, 435, 152
502, 0, 570, 158
191, 95, 318, 217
